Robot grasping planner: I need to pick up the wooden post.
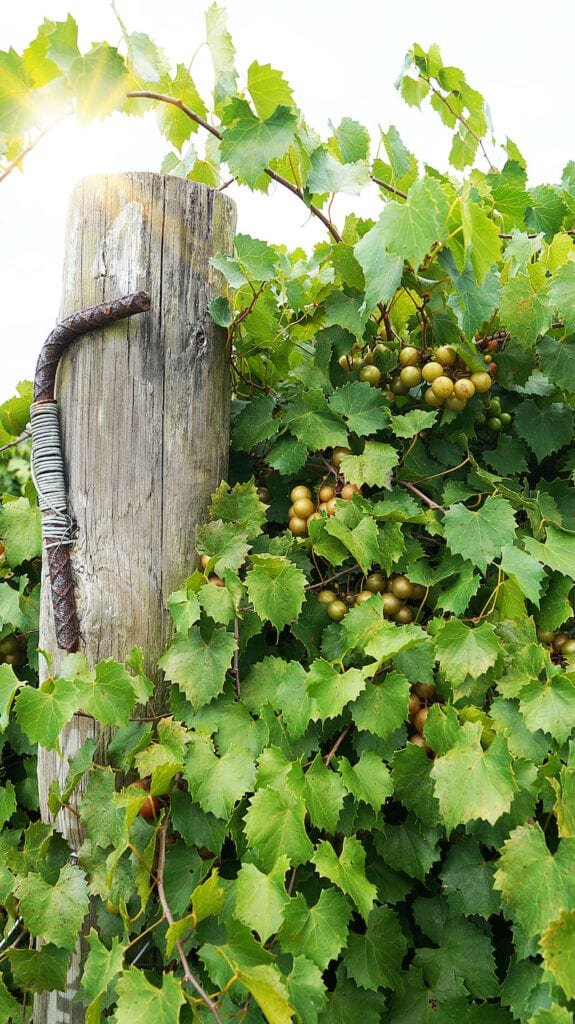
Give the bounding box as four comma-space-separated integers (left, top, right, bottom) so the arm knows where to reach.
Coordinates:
34, 172, 236, 1023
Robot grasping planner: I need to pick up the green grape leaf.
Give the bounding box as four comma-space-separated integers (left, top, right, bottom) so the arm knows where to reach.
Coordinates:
391, 743, 441, 827
284, 955, 326, 1024
493, 824, 575, 938
0, 663, 21, 730
443, 495, 516, 572
209, 480, 267, 538
234, 856, 290, 943
115, 968, 186, 1024
440, 837, 500, 918
434, 618, 502, 687
354, 225, 404, 312
0, 976, 20, 1022
537, 334, 575, 390
205, 2, 238, 108
377, 816, 442, 881
156, 64, 208, 147
461, 195, 502, 282
6, 943, 69, 995
0, 497, 41, 567
539, 908, 575, 1000
548, 261, 575, 333
337, 749, 394, 811
14, 677, 79, 751
279, 889, 351, 970
235, 964, 294, 1024
244, 785, 314, 871
431, 723, 518, 831
183, 734, 255, 819
75, 659, 138, 726
196, 520, 251, 574
15, 863, 90, 949
550, 765, 575, 838
344, 905, 408, 991
220, 99, 297, 189
158, 625, 236, 709
306, 661, 366, 722
246, 554, 306, 631
304, 755, 347, 832
247, 61, 294, 119
0, 781, 16, 828
80, 930, 124, 1007
312, 836, 377, 921
232, 395, 278, 450
441, 252, 501, 338
518, 674, 575, 744
525, 184, 567, 237
500, 544, 545, 605
523, 525, 575, 579
307, 148, 371, 196
378, 175, 451, 269
324, 514, 380, 575
166, 574, 202, 634
69, 44, 129, 121
328, 381, 390, 435
390, 408, 438, 438
339, 442, 399, 488
342, 597, 426, 664
353, 669, 411, 740
266, 435, 308, 474
499, 272, 551, 348
283, 390, 349, 450
513, 401, 573, 460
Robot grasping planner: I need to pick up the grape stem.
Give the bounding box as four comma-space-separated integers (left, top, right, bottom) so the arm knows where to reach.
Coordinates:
396, 478, 445, 512
156, 825, 225, 1024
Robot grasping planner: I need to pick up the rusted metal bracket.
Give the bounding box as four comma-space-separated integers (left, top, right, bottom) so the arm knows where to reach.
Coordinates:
31, 292, 151, 652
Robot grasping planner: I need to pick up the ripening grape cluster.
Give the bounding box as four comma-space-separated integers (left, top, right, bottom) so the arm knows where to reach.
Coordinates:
286, 457, 361, 538
316, 572, 427, 624
537, 626, 575, 657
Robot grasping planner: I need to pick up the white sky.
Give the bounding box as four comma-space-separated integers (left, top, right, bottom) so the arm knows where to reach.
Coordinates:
1, 0, 574, 403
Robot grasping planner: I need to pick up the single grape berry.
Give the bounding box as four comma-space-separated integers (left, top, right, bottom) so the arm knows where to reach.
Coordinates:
434, 346, 457, 366
470, 371, 492, 393
431, 375, 455, 399
359, 365, 382, 385
398, 345, 420, 366
291, 485, 312, 502
327, 599, 348, 621
399, 365, 422, 389
422, 361, 444, 382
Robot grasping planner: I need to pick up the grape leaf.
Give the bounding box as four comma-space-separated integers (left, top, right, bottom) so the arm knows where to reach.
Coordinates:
328, 380, 390, 435
304, 755, 347, 832
6, 943, 69, 995
493, 824, 575, 938
514, 400, 573, 460
235, 964, 294, 1024
440, 837, 500, 918
234, 856, 290, 943
247, 61, 294, 119
537, 334, 575, 390
115, 968, 186, 1024
158, 625, 236, 709
378, 175, 451, 269
69, 44, 129, 121
183, 734, 255, 819
548, 261, 575, 333
209, 480, 267, 538
431, 723, 518, 831
80, 930, 124, 1008
312, 836, 377, 920
354, 225, 404, 312
499, 272, 551, 348
196, 519, 251, 575
232, 395, 278, 450
443, 495, 516, 572
500, 544, 545, 605
0, 497, 41, 567
205, 2, 237, 108
0, 663, 21, 730
14, 677, 79, 751
284, 955, 326, 1024
220, 98, 297, 189
353, 669, 411, 740
283, 390, 349, 450
344, 905, 408, 991
246, 554, 306, 631
391, 743, 441, 828
244, 785, 314, 871
539, 908, 575, 1000
434, 618, 502, 687
15, 863, 89, 950
279, 889, 351, 970
75, 659, 138, 726
324, 514, 380, 575
337, 749, 394, 810
523, 525, 575, 580
518, 674, 575, 744
339, 442, 399, 488
0, 976, 20, 1022
342, 598, 426, 664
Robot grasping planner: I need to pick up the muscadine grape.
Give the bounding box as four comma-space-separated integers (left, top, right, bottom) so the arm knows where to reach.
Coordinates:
424, 388, 444, 407
487, 416, 502, 432
536, 628, 555, 644
470, 371, 492, 392
391, 575, 413, 599
560, 638, 575, 655
292, 497, 314, 518
208, 575, 225, 587
317, 589, 337, 605
338, 354, 351, 369
327, 599, 348, 621
359, 365, 382, 385
410, 583, 427, 601
332, 447, 352, 467
390, 377, 408, 395
553, 632, 569, 651
500, 412, 512, 426
412, 682, 436, 700
382, 593, 402, 617
409, 734, 427, 748
434, 345, 457, 366
487, 338, 499, 351
318, 484, 335, 502
363, 350, 376, 365
399, 365, 422, 389
408, 693, 422, 718
453, 378, 475, 400
340, 483, 362, 500
365, 572, 386, 593
257, 486, 272, 502
445, 395, 467, 412
413, 707, 429, 734
355, 590, 373, 604
325, 498, 337, 515
291, 485, 312, 502
200, 553, 211, 569
422, 361, 444, 382
398, 345, 420, 366
394, 605, 414, 624
431, 375, 454, 399
289, 516, 308, 536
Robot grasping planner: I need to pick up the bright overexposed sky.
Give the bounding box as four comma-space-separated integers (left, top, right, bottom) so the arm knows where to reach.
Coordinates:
1, 0, 574, 402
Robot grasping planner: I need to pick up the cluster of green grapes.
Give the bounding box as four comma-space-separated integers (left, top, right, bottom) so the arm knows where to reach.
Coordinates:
340, 339, 497, 414
537, 626, 575, 656
475, 393, 513, 435
287, 475, 362, 538
0, 633, 27, 667
316, 572, 427, 623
